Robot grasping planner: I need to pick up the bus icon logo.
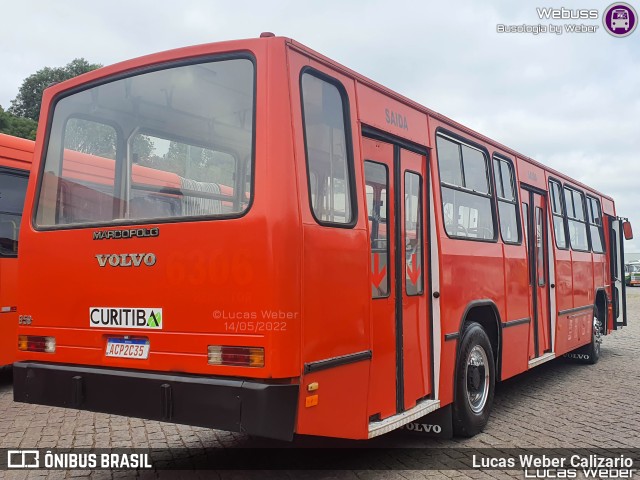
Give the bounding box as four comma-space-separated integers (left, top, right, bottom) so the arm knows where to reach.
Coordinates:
603, 3, 637, 37
612, 9, 630, 30
7, 450, 40, 468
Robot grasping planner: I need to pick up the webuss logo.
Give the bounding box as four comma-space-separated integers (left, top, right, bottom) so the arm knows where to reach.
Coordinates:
90, 308, 163, 329
603, 2, 637, 37
536, 7, 599, 19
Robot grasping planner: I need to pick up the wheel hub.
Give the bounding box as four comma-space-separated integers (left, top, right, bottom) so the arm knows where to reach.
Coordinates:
465, 345, 490, 414
468, 365, 482, 390
594, 315, 602, 355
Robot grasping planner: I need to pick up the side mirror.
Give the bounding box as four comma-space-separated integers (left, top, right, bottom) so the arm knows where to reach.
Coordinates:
623, 221, 633, 240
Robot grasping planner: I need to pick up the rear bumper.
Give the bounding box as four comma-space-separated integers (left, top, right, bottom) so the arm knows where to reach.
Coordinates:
13, 361, 299, 441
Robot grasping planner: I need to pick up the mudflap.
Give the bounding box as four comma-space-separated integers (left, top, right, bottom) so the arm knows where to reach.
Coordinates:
399, 404, 453, 439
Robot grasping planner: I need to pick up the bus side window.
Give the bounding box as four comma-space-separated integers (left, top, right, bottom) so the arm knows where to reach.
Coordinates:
522, 202, 531, 285
405, 171, 423, 295
436, 135, 494, 241
301, 72, 355, 226
564, 186, 589, 251
587, 196, 605, 253
549, 180, 568, 249
536, 206, 545, 286
493, 157, 521, 244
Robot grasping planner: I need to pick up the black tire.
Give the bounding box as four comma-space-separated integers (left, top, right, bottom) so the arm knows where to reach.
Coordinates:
452, 322, 495, 437
573, 308, 601, 365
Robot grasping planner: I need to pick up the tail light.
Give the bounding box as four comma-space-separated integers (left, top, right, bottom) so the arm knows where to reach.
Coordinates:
208, 345, 264, 367
18, 335, 56, 353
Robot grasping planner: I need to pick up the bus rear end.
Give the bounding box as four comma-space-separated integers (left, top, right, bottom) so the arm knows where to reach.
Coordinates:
13, 39, 304, 440
0, 134, 32, 366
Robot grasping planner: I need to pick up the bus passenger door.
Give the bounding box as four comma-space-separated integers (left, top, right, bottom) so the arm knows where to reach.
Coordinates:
363, 136, 431, 421
610, 217, 627, 329
363, 140, 396, 420
399, 149, 430, 411
522, 188, 552, 359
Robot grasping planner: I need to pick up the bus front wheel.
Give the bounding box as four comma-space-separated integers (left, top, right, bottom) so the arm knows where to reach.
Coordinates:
452, 322, 496, 437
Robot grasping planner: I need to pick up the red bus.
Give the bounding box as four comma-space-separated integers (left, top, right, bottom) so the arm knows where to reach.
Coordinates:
13, 35, 631, 441
0, 133, 32, 366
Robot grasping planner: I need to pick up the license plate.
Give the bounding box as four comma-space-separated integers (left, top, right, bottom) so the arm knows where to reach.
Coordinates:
105, 337, 149, 359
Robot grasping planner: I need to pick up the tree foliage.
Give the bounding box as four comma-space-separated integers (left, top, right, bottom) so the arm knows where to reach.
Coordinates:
63, 118, 117, 159
0, 105, 38, 140
9, 58, 102, 122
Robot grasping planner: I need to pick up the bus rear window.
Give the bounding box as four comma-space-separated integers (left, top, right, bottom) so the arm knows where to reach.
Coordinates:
35, 57, 254, 227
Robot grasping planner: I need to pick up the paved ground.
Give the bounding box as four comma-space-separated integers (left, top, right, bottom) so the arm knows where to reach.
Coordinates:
2, 289, 639, 479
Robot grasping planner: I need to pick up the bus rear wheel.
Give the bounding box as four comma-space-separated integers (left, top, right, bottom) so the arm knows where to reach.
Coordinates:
452, 322, 495, 437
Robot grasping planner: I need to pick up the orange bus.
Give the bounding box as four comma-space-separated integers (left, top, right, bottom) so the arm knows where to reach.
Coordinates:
13, 35, 631, 441
0, 133, 33, 366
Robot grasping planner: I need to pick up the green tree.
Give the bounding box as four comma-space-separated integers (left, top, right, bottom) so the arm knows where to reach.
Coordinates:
0, 107, 7, 132
9, 58, 102, 122
63, 118, 117, 159
0, 105, 38, 140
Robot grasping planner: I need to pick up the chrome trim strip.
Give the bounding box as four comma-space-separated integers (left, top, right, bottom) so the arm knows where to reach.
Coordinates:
368, 399, 440, 438
528, 352, 556, 368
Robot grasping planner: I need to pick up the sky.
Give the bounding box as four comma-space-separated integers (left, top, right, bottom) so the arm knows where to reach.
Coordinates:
1, 0, 638, 250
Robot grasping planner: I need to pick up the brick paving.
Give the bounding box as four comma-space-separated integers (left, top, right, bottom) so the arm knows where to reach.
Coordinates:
2, 288, 639, 478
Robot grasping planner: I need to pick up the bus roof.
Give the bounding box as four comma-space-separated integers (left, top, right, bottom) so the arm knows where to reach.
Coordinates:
0, 133, 34, 171
284, 38, 614, 205
38, 35, 614, 205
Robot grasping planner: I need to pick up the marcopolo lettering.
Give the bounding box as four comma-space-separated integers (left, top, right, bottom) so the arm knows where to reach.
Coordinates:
93, 227, 159, 240
90, 307, 163, 329
96, 253, 156, 267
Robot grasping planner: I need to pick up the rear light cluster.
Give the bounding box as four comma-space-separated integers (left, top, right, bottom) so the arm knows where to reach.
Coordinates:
18, 335, 56, 353
208, 345, 264, 367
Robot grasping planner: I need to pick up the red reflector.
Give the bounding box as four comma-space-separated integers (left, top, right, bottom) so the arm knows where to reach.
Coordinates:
222, 346, 251, 365
28, 336, 47, 351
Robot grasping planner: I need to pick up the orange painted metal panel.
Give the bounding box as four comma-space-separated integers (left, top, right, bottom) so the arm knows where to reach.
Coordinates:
356, 83, 429, 146
499, 243, 530, 380
296, 361, 370, 439
500, 324, 529, 380
517, 158, 546, 191
571, 250, 595, 309
18, 38, 303, 380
